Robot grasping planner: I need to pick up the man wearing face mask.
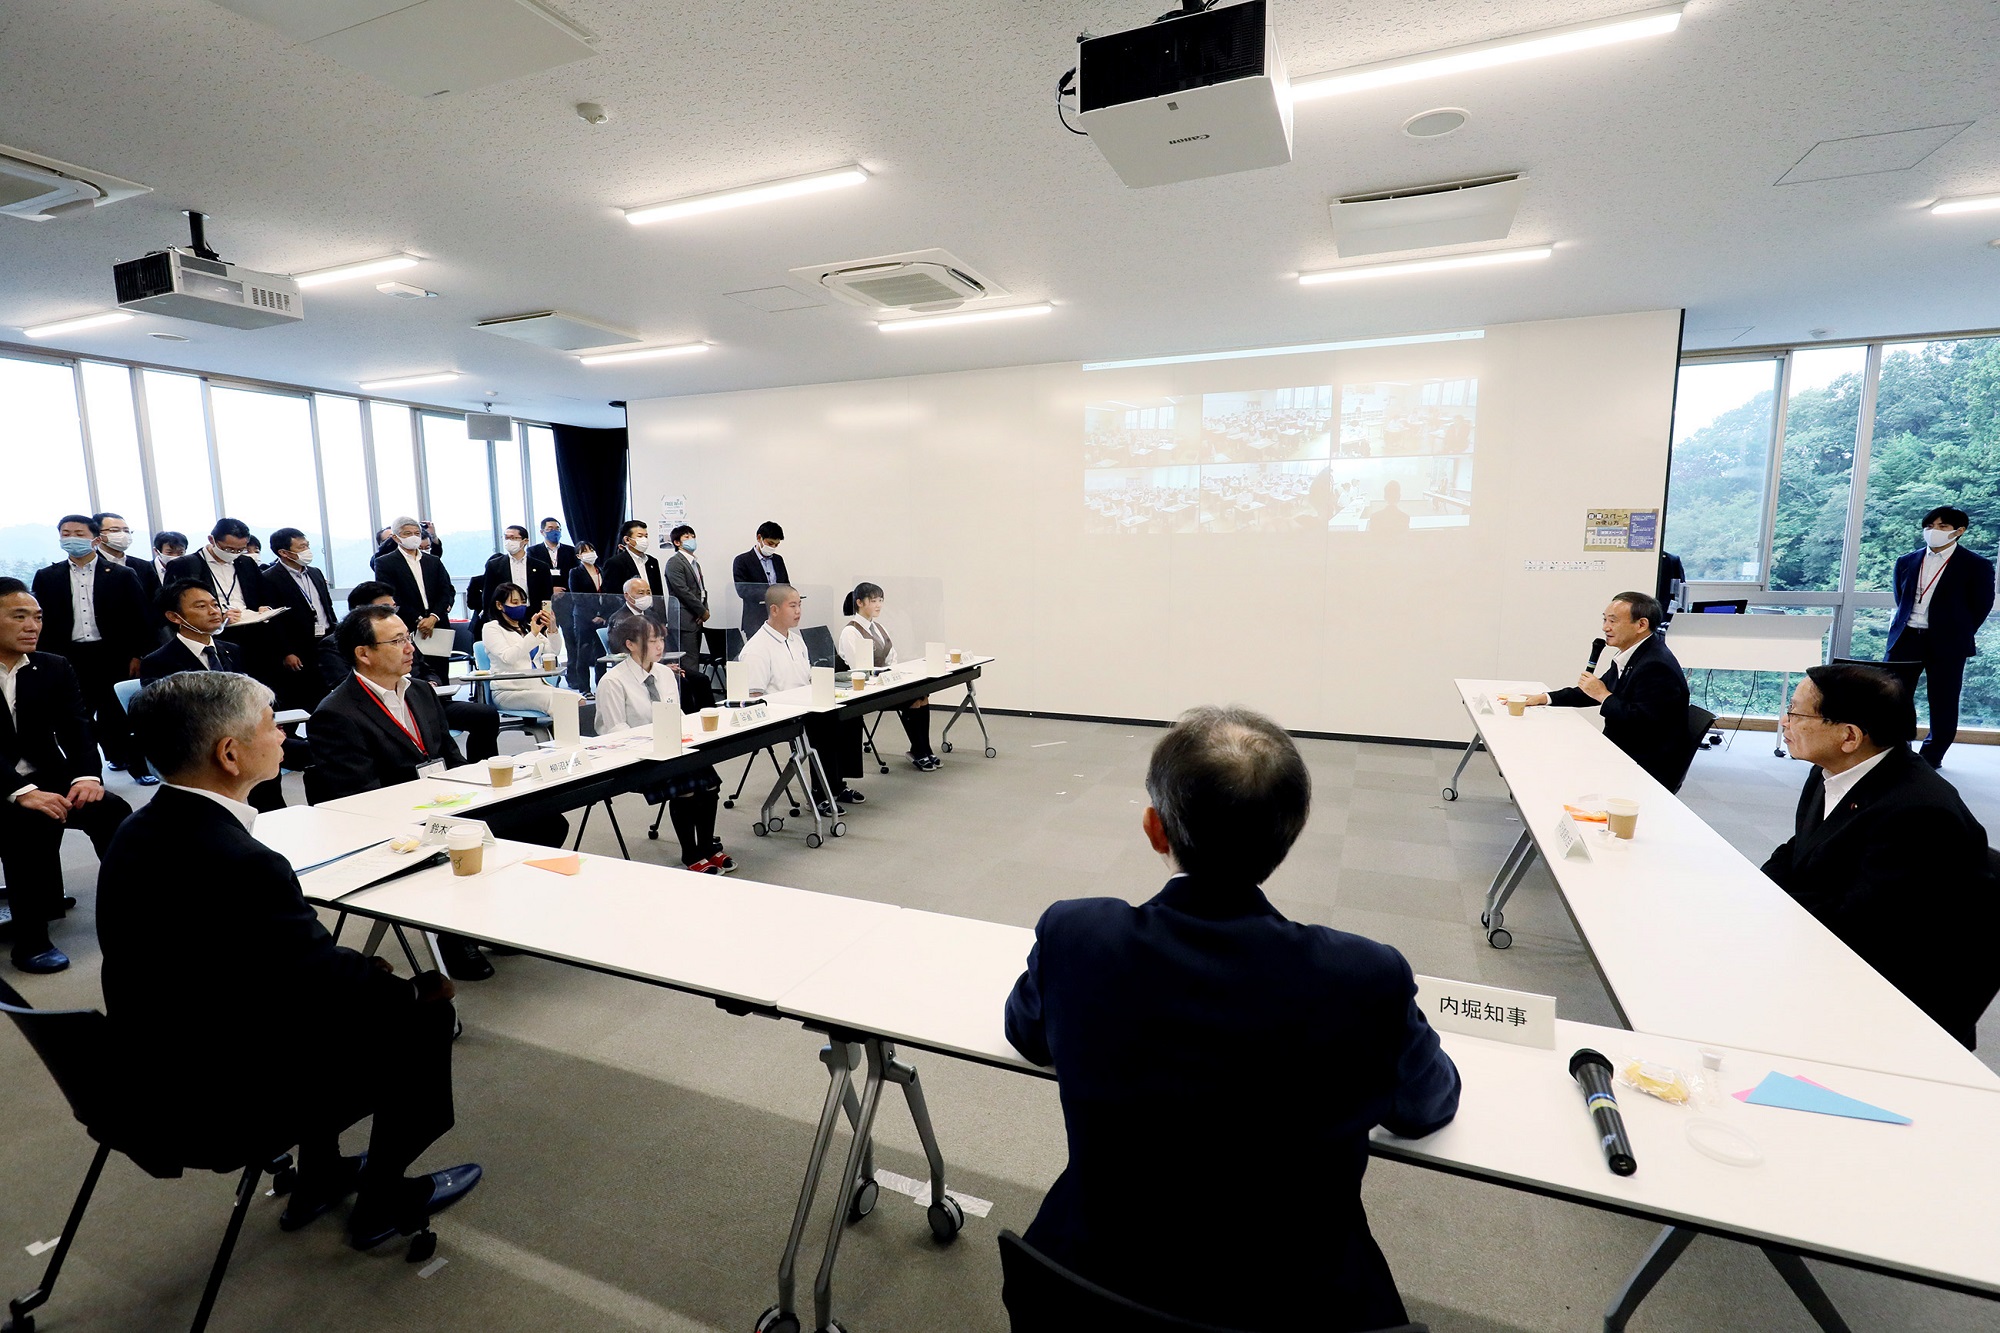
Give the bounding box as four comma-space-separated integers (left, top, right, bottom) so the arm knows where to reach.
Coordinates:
620, 577, 671, 634
31, 515, 149, 777
601, 519, 663, 605
481, 526, 554, 633
141, 579, 289, 814
662, 525, 710, 671
536, 517, 577, 580
92, 512, 162, 639
264, 528, 340, 711
1886, 506, 1996, 769
732, 521, 790, 636
369, 517, 457, 686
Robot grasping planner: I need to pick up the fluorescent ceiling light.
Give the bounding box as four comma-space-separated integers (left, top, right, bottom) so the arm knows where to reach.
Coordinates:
358, 370, 460, 391
1084, 329, 1484, 372
23, 310, 135, 338
1299, 246, 1553, 285
1292, 4, 1683, 102
877, 303, 1053, 333
293, 253, 420, 289
1930, 193, 2000, 216
577, 342, 709, 366
624, 166, 869, 225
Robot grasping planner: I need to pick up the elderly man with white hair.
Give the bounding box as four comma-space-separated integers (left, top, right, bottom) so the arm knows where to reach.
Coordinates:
368, 516, 457, 683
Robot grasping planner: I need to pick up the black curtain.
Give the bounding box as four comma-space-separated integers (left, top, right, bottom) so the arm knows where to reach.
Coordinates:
551, 423, 630, 555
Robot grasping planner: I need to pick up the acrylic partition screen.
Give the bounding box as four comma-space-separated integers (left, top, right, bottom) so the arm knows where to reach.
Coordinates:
628, 310, 1682, 740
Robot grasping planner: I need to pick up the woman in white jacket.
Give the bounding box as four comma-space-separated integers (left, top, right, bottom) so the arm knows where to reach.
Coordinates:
479, 581, 562, 714
838, 582, 940, 771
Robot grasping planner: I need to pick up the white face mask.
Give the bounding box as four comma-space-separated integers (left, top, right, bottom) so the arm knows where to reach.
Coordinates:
101, 530, 134, 552
288, 549, 313, 565
210, 543, 241, 563
398, 534, 423, 551
579, 551, 597, 566
631, 594, 654, 609
504, 538, 524, 556
1924, 527, 1960, 550
758, 541, 778, 557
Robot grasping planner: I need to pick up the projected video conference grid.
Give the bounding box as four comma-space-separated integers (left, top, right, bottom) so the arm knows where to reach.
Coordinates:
1084, 378, 1476, 535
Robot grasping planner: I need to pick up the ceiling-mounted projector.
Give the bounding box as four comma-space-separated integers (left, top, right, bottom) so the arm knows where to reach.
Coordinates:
112, 212, 302, 330
1073, 0, 1291, 188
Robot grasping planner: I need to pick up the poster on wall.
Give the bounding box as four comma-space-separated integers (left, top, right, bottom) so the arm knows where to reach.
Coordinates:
1583, 508, 1658, 551
658, 494, 688, 550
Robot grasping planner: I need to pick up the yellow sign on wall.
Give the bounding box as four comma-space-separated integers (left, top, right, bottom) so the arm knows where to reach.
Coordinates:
1585, 508, 1659, 552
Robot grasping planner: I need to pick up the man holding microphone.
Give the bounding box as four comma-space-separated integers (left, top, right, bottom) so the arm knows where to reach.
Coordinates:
1525, 591, 1692, 790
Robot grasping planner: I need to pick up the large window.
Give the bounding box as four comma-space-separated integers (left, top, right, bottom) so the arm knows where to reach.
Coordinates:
525, 424, 569, 540
0, 347, 558, 598
1667, 333, 2000, 729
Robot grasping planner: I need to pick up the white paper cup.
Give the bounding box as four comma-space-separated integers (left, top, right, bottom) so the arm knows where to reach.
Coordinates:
1604, 798, 1640, 840
487, 755, 515, 788
701, 706, 720, 732
446, 826, 485, 875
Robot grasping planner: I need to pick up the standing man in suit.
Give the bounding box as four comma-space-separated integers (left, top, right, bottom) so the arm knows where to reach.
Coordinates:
1528, 591, 1693, 790
481, 526, 555, 624
145, 579, 291, 814
370, 516, 457, 685
31, 515, 149, 777
0, 578, 133, 974
601, 519, 663, 603
732, 521, 790, 635
1764, 663, 1997, 1047
1886, 506, 1996, 769
1004, 705, 1458, 1330
662, 524, 710, 671
151, 530, 188, 585
310, 606, 564, 979
264, 528, 339, 711
107, 670, 480, 1248
536, 516, 578, 581
164, 518, 278, 680
93, 512, 161, 640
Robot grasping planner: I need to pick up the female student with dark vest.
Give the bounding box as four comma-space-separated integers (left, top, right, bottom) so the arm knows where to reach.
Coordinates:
837, 582, 939, 771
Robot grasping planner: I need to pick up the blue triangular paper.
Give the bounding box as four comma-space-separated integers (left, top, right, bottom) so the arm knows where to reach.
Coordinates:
1743, 1072, 1911, 1125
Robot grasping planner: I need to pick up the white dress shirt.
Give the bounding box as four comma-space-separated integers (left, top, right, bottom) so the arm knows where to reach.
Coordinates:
164, 781, 259, 833
1, 654, 100, 801
1819, 747, 1893, 818
738, 622, 812, 694
66, 556, 102, 643
277, 559, 330, 635
204, 549, 248, 611
357, 671, 417, 732
1907, 546, 1955, 629
594, 656, 680, 732
177, 632, 222, 668
507, 552, 530, 593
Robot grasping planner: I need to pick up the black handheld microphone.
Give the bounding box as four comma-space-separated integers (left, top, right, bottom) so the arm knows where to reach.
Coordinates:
1569, 1048, 1637, 1176
1586, 637, 1608, 671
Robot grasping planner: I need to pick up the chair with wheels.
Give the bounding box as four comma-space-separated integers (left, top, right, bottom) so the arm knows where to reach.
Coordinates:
996, 1230, 1428, 1333
1663, 704, 1718, 795
472, 641, 554, 739
0, 977, 302, 1333
110, 678, 161, 781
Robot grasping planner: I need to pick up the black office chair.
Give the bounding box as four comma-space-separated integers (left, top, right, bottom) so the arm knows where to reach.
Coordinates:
0, 977, 299, 1333
1664, 704, 1718, 794
800, 624, 842, 670
996, 1230, 1428, 1333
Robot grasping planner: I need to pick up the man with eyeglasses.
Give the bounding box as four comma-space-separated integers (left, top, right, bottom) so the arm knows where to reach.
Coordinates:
1523, 591, 1693, 791
1763, 663, 1997, 1048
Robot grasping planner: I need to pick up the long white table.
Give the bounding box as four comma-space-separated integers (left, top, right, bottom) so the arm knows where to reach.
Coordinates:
256, 804, 2000, 1333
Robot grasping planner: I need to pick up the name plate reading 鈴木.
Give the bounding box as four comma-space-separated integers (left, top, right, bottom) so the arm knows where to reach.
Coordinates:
1414, 975, 1556, 1049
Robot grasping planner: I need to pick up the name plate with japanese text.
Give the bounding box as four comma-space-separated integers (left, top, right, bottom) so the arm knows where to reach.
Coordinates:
1415, 975, 1556, 1049
1551, 813, 1593, 861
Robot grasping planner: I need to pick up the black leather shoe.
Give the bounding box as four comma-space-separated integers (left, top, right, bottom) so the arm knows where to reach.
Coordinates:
11, 946, 70, 975
837, 786, 866, 804
348, 1164, 483, 1250
438, 935, 494, 982
280, 1153, 367, 1232
135, 773, 161, 786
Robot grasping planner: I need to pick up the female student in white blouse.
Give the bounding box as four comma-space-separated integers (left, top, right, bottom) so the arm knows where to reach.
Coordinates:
838, 582, 940, 771
595, 612, 732, 873
479, 582, 562, 713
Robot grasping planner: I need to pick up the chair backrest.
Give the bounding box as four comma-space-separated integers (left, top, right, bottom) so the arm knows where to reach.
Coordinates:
0, 977, 122, 1138
1665, 704, 1717, 794
473, 641, 491, 671
113, 677, 144, 713
725, 628, 744, 662
800, 624, 838, 669
596, 627, 611, 653
996, 1229, 1430, 1333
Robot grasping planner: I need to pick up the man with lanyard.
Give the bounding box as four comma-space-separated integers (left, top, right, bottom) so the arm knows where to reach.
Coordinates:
737, 584, 865, 815
165, 518, 277, 677
1887, 505, 1996, 769
266, 528, 339, 711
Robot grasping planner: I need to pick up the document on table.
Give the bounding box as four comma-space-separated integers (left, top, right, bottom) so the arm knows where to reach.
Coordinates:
415, 626, 455, 657
299, 844, 449, 900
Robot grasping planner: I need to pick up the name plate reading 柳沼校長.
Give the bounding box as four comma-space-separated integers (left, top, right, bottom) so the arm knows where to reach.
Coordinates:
535, 749, 589, 782
1414, 975, 1556, 1049
1551, 813, 1593, 861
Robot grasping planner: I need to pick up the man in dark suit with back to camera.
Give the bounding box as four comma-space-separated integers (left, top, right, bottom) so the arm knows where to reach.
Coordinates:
0, 578, 133, 974
32, 514, 149, 777
1885, 505, 1995, 769
1005, 705, 1459, 1332
103, 670, 480, 1249
263, 527, 341, 710
1764, 663, 1999, 1048
1529, 590, 1692, 790
732, 521, 790, 635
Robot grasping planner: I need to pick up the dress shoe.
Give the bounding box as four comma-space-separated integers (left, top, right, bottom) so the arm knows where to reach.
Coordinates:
135, 773, 161, 786
438, 935, 494, 982
348, 1164, 483, 1250
279, 1153, 367, 1232
11, 945, 70, 975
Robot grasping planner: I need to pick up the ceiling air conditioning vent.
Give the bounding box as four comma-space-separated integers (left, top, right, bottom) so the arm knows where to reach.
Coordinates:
792, 249, 1006, 313
0, 145, 150, 221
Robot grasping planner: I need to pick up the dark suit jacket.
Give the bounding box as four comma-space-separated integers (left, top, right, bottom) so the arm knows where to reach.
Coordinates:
1004, 875, 1459, 1331
535, 540, 578, 580
662, 550, 710, 644
731, 548, 790, 634
480, 552, 555, 614
1762, 746, 1998, 1047
307, 672, 464, 801
139, 636, 244, 686
369, 549, 457, 634
108, 552, 164, 632
29, 557, 149, 663
96, 786, 418, 1153
0, 652, 102, 790
1548, 632, 1692, 789
601, 546, 663, 600
261, 560, 339, 659
163, 550, 270, 615
1656, 551, 1686, 626
1888, 545, 1997, 658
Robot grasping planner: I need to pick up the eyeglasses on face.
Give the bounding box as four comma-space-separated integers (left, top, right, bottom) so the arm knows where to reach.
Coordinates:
370, 633, 413, 649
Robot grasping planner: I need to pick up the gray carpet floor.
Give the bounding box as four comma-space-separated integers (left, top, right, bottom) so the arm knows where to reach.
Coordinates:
3, 712, 1996, 1333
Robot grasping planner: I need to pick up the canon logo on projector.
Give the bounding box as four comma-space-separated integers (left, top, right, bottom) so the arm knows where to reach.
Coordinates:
1168, 134, 1211, 145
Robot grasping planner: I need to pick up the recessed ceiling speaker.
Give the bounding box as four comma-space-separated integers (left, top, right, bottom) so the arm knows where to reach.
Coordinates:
1403, 109, 1468, 139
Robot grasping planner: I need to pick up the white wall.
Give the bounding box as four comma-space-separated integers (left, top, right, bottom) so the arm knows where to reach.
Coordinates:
630, 309, 1681, 742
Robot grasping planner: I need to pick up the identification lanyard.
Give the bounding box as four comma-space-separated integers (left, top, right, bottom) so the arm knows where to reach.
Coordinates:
1918, 548, 1954, 604
211, 558, 240, 610
358, 677, 427, 756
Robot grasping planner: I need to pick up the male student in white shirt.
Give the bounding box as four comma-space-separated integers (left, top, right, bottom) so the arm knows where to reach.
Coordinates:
737, 584, 865, 815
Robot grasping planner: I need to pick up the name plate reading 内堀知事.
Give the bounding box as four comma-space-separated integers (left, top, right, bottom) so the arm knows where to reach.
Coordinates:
1551, 813, 1593, 861
1414, 975, 1556, 1049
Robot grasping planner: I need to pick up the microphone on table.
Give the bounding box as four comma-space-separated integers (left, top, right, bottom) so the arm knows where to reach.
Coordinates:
1585, 637, 1608, 671
1569, 1048, 1637, 1176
